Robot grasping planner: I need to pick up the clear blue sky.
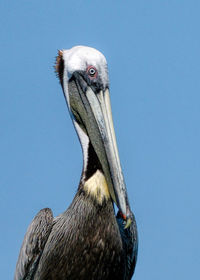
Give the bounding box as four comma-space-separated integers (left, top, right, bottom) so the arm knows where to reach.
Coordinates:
1, 1, 199, 279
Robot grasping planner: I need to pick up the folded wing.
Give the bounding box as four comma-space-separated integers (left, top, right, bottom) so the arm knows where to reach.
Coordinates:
14, 208, 53, 280
116, 211, 138, 280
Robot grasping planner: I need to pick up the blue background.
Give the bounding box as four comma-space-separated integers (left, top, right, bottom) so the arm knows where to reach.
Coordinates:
1, 1, 199, 279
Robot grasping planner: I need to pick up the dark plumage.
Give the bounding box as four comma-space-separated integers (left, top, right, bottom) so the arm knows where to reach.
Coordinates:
15, 208, 53, 280
14, 46, 138, 280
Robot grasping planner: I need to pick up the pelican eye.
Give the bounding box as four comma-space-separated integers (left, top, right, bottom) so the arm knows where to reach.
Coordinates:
87, 66, 98, 78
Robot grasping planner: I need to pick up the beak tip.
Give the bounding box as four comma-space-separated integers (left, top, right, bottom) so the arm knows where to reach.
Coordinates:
124, 217, 132, 229
117, 211, 132, 229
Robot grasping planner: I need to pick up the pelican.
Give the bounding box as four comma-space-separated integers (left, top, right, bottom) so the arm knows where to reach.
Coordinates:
14, 46, 138, 280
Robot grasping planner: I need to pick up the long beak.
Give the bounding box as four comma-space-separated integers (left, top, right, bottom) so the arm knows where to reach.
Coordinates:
86, 87, 132, 217
67, 74, 132, 224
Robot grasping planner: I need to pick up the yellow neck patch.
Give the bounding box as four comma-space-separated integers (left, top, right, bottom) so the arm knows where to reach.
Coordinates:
83, 170, 110, 204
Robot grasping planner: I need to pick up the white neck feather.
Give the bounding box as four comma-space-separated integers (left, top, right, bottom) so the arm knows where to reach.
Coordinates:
73, 120, 89, 173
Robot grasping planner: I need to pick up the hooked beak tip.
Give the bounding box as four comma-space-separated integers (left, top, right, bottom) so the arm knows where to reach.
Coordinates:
118, 211, 132, 229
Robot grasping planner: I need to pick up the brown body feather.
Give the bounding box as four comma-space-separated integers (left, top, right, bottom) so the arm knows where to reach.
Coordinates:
34, 188, 125, 280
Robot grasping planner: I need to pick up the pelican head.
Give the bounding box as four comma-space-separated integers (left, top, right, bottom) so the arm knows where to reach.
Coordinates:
55, 46, 132, 225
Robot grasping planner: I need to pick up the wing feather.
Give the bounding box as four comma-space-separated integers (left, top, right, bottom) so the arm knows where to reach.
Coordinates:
14, 208, 53, 280
116, 211, 138, 280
